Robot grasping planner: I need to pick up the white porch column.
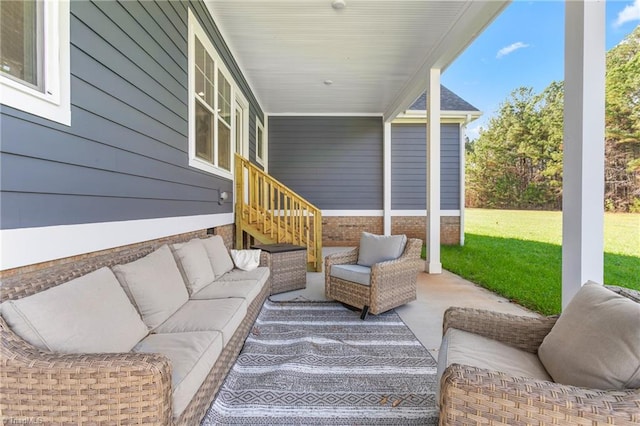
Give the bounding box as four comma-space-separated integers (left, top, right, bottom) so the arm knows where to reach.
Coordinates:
383, 121, 392, 235
562, 0, 606, 308
426, 69, 442, 273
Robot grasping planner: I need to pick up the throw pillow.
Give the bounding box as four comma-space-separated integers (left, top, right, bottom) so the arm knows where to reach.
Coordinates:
202, 235, 235, 277
172, 238, 216, 294
230, 249, 262, 271
357, 232, 407, 267
538, 281, 640, 390
112, 245, 189, 330
0, 267, 148, 353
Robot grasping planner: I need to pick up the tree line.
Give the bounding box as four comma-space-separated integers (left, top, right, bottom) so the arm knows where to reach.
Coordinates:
466, 25, 640, 212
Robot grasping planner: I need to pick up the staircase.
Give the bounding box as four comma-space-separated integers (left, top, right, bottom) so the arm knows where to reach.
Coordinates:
235, 154, 323, 271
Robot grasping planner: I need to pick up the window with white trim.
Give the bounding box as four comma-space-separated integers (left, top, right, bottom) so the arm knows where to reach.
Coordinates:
0, 0, 70, 125
188, 10, 234, 179
256, 119, 265, 166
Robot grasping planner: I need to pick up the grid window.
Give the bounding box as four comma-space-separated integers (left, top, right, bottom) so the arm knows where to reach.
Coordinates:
188, 10, 237, 178
0, 0, 70, 125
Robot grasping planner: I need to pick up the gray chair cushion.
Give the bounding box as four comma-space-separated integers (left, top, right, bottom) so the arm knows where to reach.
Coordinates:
133, 330, 223, 419
538, 282, 640, 390
330, 264, 372, 286
1, 267, 148, 353
154, 298, 247, 346
112, 245, 189, 330
357, 232, 407, 267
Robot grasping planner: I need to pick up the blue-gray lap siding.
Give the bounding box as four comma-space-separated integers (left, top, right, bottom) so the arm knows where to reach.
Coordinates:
0, 0, 264, 230
268, 117, 383, 210
391, 123, 461, 210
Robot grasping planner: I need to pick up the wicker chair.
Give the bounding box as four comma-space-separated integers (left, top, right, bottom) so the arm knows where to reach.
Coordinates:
439, 285, 640, 426
324, 238, 423, 319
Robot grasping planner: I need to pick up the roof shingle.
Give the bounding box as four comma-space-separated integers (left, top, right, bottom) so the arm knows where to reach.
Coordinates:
409, 85, 479, 111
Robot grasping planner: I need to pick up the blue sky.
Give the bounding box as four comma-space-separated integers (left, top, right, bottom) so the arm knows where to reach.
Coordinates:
441, 0, 640, 140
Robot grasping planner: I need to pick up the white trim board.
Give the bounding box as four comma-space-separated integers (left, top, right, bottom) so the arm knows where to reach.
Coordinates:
321, 210, 460, 217
0, 213, 234, 271
383, 122, 392, 235
322, 210, 384, 217
267, 113, 384, 117
392, 210, 460, 217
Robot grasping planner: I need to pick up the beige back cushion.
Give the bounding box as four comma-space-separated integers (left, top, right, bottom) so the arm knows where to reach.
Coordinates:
113, 245, 189, 330
0, 267, 148, 353
172, 239, 216, 294
202, 235, 235, 277
538, 282, 640, 390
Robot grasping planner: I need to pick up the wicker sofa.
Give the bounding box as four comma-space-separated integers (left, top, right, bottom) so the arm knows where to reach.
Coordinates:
437, 283, 640, 425
0, 235, 271, 425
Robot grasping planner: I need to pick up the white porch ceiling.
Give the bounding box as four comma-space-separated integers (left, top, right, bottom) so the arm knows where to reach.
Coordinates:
205, 0, 509, 120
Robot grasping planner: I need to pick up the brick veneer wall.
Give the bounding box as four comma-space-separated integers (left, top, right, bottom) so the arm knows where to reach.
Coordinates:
0, 226, 232, 302
391, 216, 461, 245
322, 216, 383, 246
213, 223, 235, 249
321, 215, 461, 246
441, 216, 461, 245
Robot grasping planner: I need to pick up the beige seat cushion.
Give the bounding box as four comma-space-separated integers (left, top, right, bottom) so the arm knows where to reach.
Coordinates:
538, 282, 640, 390
437, 328, 551, 401
218, 266, 270, 287
112, 245, 189, 330
191, 279, 264, 304
1, 267, 148, 353
202, 236, 235, 277
330, 264, 371, 286
133, 330, 223, 419
154, 299, 247, 345
172, 239, 216, 294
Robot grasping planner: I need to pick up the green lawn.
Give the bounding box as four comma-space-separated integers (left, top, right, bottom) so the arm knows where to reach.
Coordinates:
440, 209, 640, 315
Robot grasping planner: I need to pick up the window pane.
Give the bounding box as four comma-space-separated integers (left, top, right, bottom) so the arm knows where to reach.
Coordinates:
195, 37, 205, 73
0, 0, 42, 89
195, 36, 215, 110
195, 38, 205, 102
196, 101, 214, 163
218, 120, 231, 171
205, 51, 215, 106
195, 67, 205, 102
218, 70, 231, 125
257, 126, 264, 160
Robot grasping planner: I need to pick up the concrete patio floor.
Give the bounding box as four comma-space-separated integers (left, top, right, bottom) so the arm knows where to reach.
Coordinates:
270, 247, 540, 360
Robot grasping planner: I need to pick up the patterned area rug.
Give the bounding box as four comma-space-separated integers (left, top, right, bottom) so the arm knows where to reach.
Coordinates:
202, 300, 439, 425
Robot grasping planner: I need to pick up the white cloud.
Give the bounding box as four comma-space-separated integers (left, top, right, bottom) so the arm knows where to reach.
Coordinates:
466, 124, 482, 141
615, 0, 640, 27
496, 42, 530, 59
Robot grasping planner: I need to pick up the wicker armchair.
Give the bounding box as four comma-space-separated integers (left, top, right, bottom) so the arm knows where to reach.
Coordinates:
439, 285, 640, 426
324, 238, 423, 319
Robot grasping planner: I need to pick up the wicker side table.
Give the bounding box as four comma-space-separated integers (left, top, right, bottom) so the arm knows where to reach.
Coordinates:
252, 244, 307, 295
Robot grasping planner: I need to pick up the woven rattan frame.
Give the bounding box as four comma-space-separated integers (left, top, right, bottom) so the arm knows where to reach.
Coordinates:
439, 286, 640, 426
261, 249, 307, 294
175, 279, 270, 425
324, 238, 423, 315
0, 236, 271, 425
